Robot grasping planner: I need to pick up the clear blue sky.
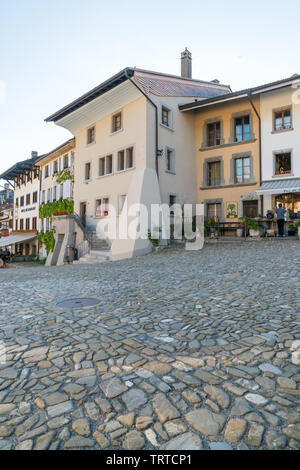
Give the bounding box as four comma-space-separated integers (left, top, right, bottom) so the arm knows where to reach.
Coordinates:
1, 0, 300, 183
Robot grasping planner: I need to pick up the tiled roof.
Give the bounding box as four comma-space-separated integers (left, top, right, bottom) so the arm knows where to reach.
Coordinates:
134, 72, 231, 98
257, 178, 300, 192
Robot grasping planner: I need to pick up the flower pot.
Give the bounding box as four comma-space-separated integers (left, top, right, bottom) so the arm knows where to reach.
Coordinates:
249, 229, 260, 237
236, 229, 243, 238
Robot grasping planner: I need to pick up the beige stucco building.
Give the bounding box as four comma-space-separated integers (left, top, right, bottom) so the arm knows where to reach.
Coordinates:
45, 51, 231, 260
180, 94, 261, 221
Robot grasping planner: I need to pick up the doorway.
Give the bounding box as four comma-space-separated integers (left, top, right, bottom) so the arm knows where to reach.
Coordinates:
80, 202, 87, 227
243, 200, 258, 218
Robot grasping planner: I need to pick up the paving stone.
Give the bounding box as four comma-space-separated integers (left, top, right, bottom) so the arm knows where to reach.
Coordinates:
72, 419, 91, 437
209, 442, 233, 450
164, 419, 187, 437
247, 423, 264, 448
64, 436, 95, 449
282, 425, 300, 442
204, 385, 230, 409
117, 412, 135, 427
47, 401, 73, 418
185, 409, 225, 438
123, 430, 145, 450
163, 432, 203, 450
122, 388, 148, 411
100, 377, 128, 399
136, 416, 153, 430
265, 430, 287, 450
245, 393, 269, 406
153, 393, 180, 423
224, 419, 247, 443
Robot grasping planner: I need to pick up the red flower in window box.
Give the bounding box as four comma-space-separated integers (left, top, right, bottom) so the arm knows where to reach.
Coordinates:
104, 210, 109, 216
53, 211, 68, 216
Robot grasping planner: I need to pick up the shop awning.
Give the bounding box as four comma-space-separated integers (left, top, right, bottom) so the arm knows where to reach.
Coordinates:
0, 233, 36, 248
257, 178, 300, 195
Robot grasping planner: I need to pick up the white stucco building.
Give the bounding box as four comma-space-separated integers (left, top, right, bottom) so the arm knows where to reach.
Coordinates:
257, 75, 300, 216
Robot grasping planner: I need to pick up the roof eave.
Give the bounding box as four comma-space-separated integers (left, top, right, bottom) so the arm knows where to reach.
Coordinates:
45, 68, 135, 123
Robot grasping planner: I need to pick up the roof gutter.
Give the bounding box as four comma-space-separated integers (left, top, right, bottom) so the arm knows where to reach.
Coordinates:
124, 69, 159, 179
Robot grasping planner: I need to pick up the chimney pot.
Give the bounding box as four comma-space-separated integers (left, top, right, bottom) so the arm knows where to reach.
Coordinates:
181, 48, 192, 79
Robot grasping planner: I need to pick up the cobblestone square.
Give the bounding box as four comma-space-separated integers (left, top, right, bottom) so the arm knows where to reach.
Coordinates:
0, 241, 299, 450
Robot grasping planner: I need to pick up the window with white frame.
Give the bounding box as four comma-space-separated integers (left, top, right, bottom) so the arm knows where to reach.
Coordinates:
99, 157, 105, 177
95, 198, 110, 217
126, 147, 134, 169
106, 155, 113, 174
87, 126, 95, 145
161, 105, 173, 129
166, 148, 175, 173
118, 151, 125, 171
85, 162, 91, 180
63, 154, 69, 169
112, 112, 122, 133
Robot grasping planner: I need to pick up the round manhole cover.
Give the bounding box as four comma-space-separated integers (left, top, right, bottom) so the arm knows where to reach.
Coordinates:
56, 298, 100, 309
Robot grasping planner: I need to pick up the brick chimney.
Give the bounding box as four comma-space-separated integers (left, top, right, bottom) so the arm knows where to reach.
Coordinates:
181, 48, 192, 79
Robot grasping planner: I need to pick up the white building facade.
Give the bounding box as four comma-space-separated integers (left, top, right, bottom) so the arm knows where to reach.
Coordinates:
257, 77, 300, 216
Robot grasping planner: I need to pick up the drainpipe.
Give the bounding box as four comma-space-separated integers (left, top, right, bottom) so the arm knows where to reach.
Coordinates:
247, 90, 263, 215
124, 69, 159, 178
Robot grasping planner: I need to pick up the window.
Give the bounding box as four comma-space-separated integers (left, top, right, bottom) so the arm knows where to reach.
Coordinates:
47, 189, 51, 202
275, 152, 291, 175
26, 194, 31, 206
53, 160, 58, 174
33, 191, 38, 203
64, 154, 69, 169
32, 217, 37, 230
235, 157, 251, 183
112, 112, 122, 133
15, 219, 18, 231
118, 151, 125, 171
45, 165, 49, 178
85, 162, 91, 180
99, 158, 105, 177
15, 198, 19, 208
33, 168, 39, 179
20, 196, 24, 207
53, 186, 57, 201
95, 198, 110, 217
60, 184, 64, 199
126, 147, 134, 169
26, 218, 30, 230
162, 106, 170, 127
42, 190, 45, 203
207, 122, 221, 147
106, 155, 113, 174
274, 109, 292, 131
208, 161, 221, 187
208, 203, 221, 221
166, 149, 175, 173
20, 219, 24, 230
235, 115, 250, 142
87, 126, 95, 144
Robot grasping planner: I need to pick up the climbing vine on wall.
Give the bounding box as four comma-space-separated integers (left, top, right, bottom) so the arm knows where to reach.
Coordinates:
53, 169, 74, 184
38, 230, 56, 256
39, 199, 74, 222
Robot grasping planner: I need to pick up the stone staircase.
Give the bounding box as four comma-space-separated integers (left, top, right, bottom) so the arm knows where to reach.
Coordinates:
73, 232, 111, 265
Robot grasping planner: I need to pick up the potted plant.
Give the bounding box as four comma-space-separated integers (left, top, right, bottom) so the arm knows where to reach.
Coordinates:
237, 217, 246, 237
247, 218, 261, 237
207, 217, 217, 237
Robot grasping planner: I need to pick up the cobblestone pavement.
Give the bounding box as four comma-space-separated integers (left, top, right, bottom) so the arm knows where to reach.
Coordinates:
0, 240, 299, 451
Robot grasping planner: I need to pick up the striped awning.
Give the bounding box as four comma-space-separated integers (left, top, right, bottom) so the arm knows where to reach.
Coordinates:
257, 178, 300, 194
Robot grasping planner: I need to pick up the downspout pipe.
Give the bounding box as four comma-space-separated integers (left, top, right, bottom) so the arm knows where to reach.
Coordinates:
247, 90, 263, 215
124, 69, 159, 178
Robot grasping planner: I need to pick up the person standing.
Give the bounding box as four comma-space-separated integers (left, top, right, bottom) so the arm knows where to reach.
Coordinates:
275, 204, 287, 237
